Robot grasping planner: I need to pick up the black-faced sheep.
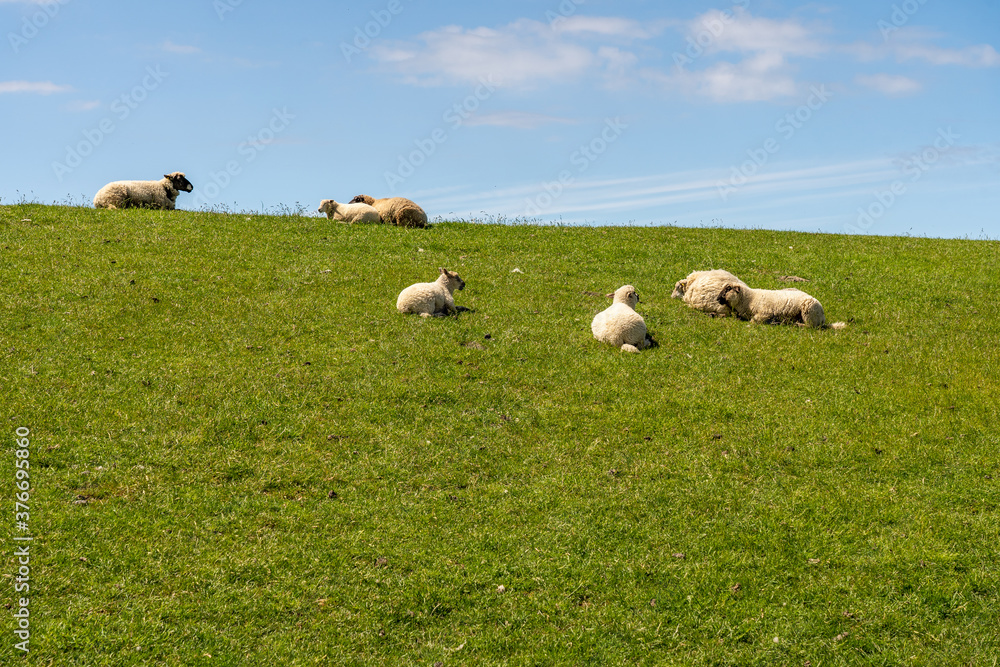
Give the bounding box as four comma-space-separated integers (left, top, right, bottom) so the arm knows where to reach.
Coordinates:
350, 194, 427, 229
93, 172, 193, 210
671, 269, 749, 317
396, 268, 465, 317
718, 284, 845, 329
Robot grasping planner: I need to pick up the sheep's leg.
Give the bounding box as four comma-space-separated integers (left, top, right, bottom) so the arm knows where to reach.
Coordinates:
620, 343, 640, 353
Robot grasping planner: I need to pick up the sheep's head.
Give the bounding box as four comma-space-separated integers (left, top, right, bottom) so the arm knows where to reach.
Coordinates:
317, 199, 337, 217
165, 172, 194, 192
718, 284, 744, 307
671, 279, 688, 299
350, 194, 376, 206
611, 285, 640, 308
439, 267, 465, 291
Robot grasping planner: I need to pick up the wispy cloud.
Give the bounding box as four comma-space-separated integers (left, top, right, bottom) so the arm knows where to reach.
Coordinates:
847, 28, 1000, 68
162, 40, 202, 55
463, 111, 577, 129
551, 16, 660, 40
0, 80, 73, 95
701, 8, 827, 57
647, 8, 826, 102
372, 20, 599, 88
65, 99, 101, 112
855, 73, 922, 97
415, 159, 900, 222
371, 10, 998, 104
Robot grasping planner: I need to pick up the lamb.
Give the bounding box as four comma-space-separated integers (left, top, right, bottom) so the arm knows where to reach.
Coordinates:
717, 283, 846, 329
349, 194, 427, 229
591, 285, 655, 353
671, 269, 749, 317
93, 172, 193, 210
317, 199, 381, 224
396, 268, 465, 317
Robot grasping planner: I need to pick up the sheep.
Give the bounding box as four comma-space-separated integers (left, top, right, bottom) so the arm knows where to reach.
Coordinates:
717, 283, 846, 329
317, 199, 381, 224
349, 194, 427, 229
591, 285, 655, 353
396, 268, 465, 317
671, 269, 749, 317
93, 172, 193, 210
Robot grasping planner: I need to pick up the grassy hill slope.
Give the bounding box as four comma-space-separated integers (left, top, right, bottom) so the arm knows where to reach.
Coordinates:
2, 204, 999, 665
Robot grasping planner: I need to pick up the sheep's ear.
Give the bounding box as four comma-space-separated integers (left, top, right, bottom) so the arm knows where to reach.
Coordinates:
439, 267, 447, 274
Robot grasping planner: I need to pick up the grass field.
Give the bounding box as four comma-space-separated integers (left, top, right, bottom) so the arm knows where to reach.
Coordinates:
2, 203, 999, 665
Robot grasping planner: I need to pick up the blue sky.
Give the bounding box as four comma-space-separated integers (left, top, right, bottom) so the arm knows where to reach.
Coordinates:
2, 0, 998, 237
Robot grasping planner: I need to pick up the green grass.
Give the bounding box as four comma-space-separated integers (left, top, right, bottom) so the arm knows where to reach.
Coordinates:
2, 203, 999, 665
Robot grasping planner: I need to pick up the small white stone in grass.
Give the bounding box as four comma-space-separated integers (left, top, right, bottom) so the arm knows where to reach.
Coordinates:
418, 248, 425, 252
496, 585, 506, 593
773, 637, 780, 644
511, 268, 524, 273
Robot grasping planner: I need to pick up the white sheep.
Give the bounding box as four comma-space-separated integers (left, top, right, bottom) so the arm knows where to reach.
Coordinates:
350, 194, 427, 228
591, 285, 654, 353
671, 269, 749, 317
317, 199, 381, 224
396, 268, 465, 317
93, 172, 193, 210
718, 283, 846, 329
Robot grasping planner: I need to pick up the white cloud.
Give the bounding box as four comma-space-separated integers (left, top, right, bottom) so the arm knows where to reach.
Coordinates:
892, 42, 1000, 67
689, 52, 798, 102
372, 20, 598, 88
846, 29, 1000, 68
551, 16, 656, 39
855, 73, 922, 97
0, 80, 72, 94
463, 111, 577, 129
700, 9, 826, 57
659, 9, 826, 102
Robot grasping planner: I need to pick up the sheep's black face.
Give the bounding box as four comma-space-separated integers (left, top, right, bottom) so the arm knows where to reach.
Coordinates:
718, 285, 741, 306
168, 173, 194, 192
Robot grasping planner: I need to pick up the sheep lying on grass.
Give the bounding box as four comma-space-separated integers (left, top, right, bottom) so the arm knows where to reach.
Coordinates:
671, 269, 748, 317
397, 268, 465, 317
718, 284, 846, 329
350, 194, 427, 228
591, 285, 655, 353
317, 199, 381, 223
93, 172, 193, 210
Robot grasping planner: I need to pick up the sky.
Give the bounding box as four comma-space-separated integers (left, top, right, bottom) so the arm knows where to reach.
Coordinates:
2, 0, 998, 238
